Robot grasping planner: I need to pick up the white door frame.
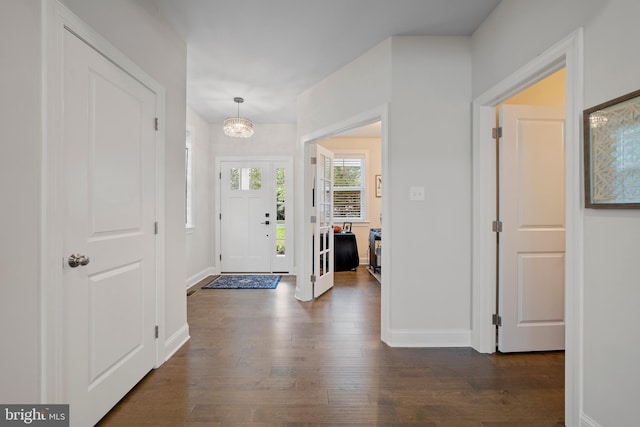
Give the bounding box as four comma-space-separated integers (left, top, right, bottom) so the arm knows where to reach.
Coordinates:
296, 105, 391, 340
471, 29, 584, 426
214, 156, 294, 274
42, 0, 166, 402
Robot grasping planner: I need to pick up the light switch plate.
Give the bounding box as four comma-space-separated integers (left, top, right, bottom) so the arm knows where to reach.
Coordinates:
409, 186, 425, 201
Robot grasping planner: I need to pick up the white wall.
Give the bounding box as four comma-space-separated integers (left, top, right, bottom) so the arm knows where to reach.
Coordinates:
473, 1, 640, 425
0, 0, 43, 403
388, 36, 472, 341
298, 36, 472, 345
185, 107, 214, 287
211, 123, 296, 157
0, 0, 188, 403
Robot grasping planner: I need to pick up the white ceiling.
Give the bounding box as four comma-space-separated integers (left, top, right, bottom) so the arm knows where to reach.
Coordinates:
152, 0, 501, 125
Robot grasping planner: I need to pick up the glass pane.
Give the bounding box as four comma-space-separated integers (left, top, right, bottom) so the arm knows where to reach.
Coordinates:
324, 156, 332, 180
323, 204, 331, 226
276, 168, 285, 186
249, 168, 262, 190
334, 159, 362, 187
319, 253, 325, 275
277, 204, 285, 221
325, 248, 330, 273
230, 168, 240, 190
276, 223, 285, 255
334, 190, 362, 218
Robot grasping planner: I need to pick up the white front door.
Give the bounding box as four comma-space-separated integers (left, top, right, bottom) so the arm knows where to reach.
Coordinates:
498, 105, 566, 352
312, 145, 334, 297
220, 161, 272, 272
63, 30, 157, 426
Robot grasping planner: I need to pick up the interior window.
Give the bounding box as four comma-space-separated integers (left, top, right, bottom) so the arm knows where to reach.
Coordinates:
333, 156, 365, 221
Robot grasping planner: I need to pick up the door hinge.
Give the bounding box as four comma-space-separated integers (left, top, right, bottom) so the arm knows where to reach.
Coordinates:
219, 172, 222, 179
155, 325, 159, 338
492, 220, 503, 233
310, 274, 316, 283
492, 314, 502, 327
310, 157, 317, 165
219, 213, 222, 220
219, 254, 222, 261
310, 216, 317, 224
154, 221, 158, 235
492, 127, 502, 139
154, 118, 159, 131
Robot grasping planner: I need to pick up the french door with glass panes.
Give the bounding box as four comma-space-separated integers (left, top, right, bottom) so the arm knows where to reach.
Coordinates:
219, 159, 292, 273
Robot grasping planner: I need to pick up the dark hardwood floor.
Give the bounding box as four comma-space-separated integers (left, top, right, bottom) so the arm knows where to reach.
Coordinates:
98, 267, 564, 426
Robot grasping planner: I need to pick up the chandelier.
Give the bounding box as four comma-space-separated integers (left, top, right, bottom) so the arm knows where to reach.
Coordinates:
223, 97, 254, 138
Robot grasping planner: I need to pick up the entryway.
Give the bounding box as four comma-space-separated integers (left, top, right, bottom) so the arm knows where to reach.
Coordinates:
217, 158, 293, 273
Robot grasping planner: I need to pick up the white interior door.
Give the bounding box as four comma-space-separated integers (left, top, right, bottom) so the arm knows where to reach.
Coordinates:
498, 104, 566, 352
63, 30, 157, 426
220, 161, 271, 272
312, 145, 334, 297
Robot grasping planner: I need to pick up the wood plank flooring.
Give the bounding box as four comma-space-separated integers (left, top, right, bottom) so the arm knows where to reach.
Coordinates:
98, 267, 564, 426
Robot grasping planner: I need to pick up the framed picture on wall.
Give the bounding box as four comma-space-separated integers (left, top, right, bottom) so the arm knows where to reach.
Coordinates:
375, 175, 382, 198
584, 88, 640, 208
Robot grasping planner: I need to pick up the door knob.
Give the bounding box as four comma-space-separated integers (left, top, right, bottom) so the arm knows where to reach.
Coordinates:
261, 221, 270, 225
68, 253, 90, 268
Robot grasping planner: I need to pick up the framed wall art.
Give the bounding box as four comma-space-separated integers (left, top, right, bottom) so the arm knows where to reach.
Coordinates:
584, 88, 640, 208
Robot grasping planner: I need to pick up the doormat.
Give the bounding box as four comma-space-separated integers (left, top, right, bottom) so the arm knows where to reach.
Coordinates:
202, 275, 281, 289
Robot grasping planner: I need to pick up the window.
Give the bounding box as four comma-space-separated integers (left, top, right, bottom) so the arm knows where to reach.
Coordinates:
230, 167, 262, 190
275, 167, 286, 255
333, 155, 365, 221
185, 128, 194, 228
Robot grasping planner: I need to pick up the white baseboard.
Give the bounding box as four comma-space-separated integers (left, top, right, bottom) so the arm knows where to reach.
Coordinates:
384, 328, 471, 347
163, 323, 190, 362
581, 414, 602, 427
186, 267, 216, 289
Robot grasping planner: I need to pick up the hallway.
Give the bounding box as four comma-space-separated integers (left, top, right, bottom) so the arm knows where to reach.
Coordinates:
99, 267, 564, 426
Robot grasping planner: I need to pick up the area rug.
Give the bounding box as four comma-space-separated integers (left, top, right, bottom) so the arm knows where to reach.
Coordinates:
202, 275, 281, 289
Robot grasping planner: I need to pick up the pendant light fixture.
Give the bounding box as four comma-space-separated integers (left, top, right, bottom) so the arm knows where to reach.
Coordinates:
223, 97, 254, 138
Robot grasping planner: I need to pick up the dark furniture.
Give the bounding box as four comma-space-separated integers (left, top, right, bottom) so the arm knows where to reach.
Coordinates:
369, 228, 381, 273
334, 232, 359, 271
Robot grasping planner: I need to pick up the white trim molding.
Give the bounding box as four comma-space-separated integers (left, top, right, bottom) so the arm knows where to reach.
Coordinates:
385, 329, 471, 348
163, 323, 190, 362
186, 267, 215, 290
580, 414, 602, 427
471, 28, 584, 427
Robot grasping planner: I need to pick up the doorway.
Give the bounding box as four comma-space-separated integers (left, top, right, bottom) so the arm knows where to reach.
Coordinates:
44, 6, 167, 424
308, 122, 383, 298
496, 69, 566, 352
217, 157, 293, 273
471, 30, 583, 426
